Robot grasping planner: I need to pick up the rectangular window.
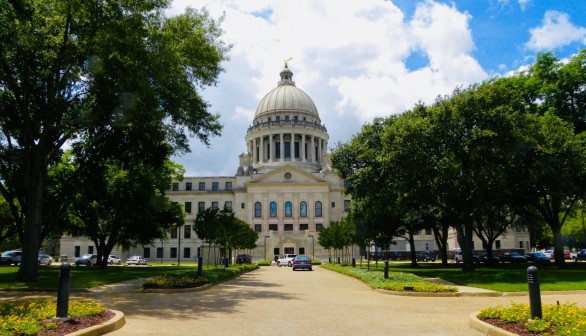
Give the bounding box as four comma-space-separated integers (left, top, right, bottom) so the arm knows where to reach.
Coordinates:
299, 247, 305, 255
331, 202, 335, 208
144, 248, 151, 258
495, 240, 501, 249
171, 228, 178, 239
88, 246, 94, 254
170, 248, 177, 259
294, 142, 299, 158
226, 182, 232, 191
285, 115, 289, 121
273, 248, 280, 256
199, 182, 205, 191
186, 182, 192, 191
184, 248, 190, 259
212, 182, 219, 191
185, 202, 192, 214
184, 225, 191, 239
224, 201, 233, 210
254, 224, 262, 232
300, 224, 308, 230
198, 202, 205, 213
241, 203, 245, 209
157, 247, 163, 259
284, 224, 293, 231
519, 241, 524, 248
172, 183, 179, 191
344, 200, 351, 212
212, 202, 219, 210
285, 141, 291, 158
276, 116, 280, 122
316, 223, 323, 231
293, 116, 298, 121
74, 246, 80, 258
276, 142, 281, 159
269, 224, 278, 231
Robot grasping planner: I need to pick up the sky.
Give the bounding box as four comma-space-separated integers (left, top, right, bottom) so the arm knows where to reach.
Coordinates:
166, 0, 586, 177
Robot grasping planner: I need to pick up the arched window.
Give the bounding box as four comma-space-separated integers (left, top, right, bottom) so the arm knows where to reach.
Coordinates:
254, 202, 262, 218
270, 202, 277, 218
299, 201, 307, 217
285, 201, 292, 217
315, 201, 322, 217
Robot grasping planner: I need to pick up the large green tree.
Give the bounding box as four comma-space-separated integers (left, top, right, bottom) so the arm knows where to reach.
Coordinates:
0, 0, 229, 281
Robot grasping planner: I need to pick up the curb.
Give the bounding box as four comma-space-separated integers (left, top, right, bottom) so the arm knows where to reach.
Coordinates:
68, 310, 125, 336
374, 288, 503, 297
469, 311, 519, 336
141, 283, 213, 293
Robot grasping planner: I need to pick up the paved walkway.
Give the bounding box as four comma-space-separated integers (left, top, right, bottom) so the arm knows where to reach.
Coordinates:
3, 266, 586, 335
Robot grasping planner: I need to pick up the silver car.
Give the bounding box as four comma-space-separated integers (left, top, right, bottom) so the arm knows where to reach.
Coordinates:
38, 254, 53, 266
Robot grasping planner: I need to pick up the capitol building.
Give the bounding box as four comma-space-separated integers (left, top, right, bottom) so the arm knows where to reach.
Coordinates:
58, 64, 530, 263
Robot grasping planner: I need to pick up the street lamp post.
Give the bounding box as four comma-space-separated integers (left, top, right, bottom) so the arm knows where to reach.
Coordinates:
309, 235, 314, 260
264, 236, 270, 260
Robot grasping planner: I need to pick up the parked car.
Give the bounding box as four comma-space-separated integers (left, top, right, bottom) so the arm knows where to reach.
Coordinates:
75, 254, 98, 266
107, 255, 121, 265
292, 255, 312, 271
126, 256, 148, 265
0, 250, 22, 265
524, 252, 550, 263
454, 251, 480, 264
482, 253, 500, 264
542, 250, 554, 259
573, 249, 586, 262
500, 252, 527, 263
38, 254, 53, 266
236, 254, 251, 264
277, 254, 297, 267
415, 251, 436, 262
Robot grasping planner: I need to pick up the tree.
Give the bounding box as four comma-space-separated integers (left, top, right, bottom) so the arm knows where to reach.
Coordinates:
0, 1, 229, 281
0, 198, 18, 250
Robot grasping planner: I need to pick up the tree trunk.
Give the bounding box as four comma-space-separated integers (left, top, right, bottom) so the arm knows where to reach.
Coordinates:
551, 224, 566, 266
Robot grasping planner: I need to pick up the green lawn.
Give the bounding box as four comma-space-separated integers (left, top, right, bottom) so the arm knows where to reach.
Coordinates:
0, 264, 219, 290
353, 260, 586, 292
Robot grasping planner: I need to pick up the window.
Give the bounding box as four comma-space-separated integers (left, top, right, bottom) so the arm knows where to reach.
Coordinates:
144, 248, 151, 258
156, 247, 163, 259
199, 182, 205, 191
170, 248, 177, 259
184, 225, 191, 239
276, 116, 280, 122
316, 223, 323, 231
241, 203, 245, 209
254, 202, 262, 218
269, 224, 278, 231
285, 141, 291, 158
74, 246, 80, 258
315, 201, 322, 217
270, 202, 277, 217
285, 115, 289, 121
519, 241, 524, 248
275, 142, 280, 159
285, 201, 292, 217
331, 202, 335, 208
186, 182, 192, 191
284, 224, 293, 231
184, 248, 190, 259
212, 182, 219, 191
172, 183, 179, 191
300, 201, 307, 217
294, 142, 299, 158
273, 248, 280, 256
425, 228, 432, 235
293, 116, 298, 121
185, 202, 192, 214
344, 200, 351, 212
226, 182, 232, 191
224, 201, 232, 210
88, 246, 94, 254
299, 247, 305, 255
300, 223, 308, 230
198, 202, 205, 213
254, 224, 262, 232
212, 202, 219, 210
171, 228, 178, 239
495, 240, 501, 249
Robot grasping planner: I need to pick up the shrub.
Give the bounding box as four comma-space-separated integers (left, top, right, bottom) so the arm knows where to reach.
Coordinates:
257, 259, 272, 266
311, 259, 322, 265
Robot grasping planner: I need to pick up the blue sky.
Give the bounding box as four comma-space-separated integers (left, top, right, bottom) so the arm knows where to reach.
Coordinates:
167, 0, 586, 177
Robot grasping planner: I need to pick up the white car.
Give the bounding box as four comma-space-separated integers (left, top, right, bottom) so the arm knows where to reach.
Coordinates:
38, 254, 53, 266
277, 254, 297, 267
126, 256, 148, 265
107, 255, 121, 265
542, 250, 554, 259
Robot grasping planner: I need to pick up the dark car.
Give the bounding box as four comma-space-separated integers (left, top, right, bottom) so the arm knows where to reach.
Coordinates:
500, 252, 526, 263
416, 251, 436, 262
292, 255, 312, 271
573, 249, 586, 262
236, 254, 251, 264
482, 253, 500, 264
0, 250, 22, 265
525, 252, 550, 263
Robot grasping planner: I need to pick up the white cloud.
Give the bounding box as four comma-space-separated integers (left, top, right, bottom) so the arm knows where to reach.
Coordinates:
526, 11, 586, 51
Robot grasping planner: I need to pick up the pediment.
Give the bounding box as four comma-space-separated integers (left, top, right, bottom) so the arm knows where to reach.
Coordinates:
246, 165, 327, 185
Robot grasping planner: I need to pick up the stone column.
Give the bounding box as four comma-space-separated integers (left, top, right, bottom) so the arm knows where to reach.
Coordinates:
260, 136, 264, 163
291, 132, 296, 161
301, 134, 306, 162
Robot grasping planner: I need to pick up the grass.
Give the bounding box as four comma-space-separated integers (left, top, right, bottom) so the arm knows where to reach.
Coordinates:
340, 260, 586, 292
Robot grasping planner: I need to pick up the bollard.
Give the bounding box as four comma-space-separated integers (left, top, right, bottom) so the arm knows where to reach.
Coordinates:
527, 266, 542, 319
56, 262, 71, 319
197, 256, 203, 276
352, 257, 356, 268
384, 260, 389, 279
337, 256, 341, 264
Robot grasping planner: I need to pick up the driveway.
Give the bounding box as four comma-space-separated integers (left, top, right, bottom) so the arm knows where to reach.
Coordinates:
91, 265, 585, 336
